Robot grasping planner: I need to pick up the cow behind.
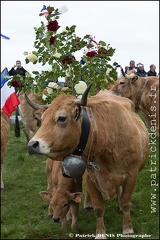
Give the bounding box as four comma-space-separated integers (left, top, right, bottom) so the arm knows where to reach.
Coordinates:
40, 158, 83, 232
110, 72, 159, 137
18, 91, 44, 142
1, 110, 10, 190
28, 87, 149, 238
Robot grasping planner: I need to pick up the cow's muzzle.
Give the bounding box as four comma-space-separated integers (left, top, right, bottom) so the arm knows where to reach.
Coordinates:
28, 140, 40, 154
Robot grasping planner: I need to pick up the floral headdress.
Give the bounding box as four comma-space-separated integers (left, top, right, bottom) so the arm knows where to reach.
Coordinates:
8, 5, 117, 103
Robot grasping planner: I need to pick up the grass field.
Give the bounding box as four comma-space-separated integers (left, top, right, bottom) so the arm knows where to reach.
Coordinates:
1, 119, 159, 239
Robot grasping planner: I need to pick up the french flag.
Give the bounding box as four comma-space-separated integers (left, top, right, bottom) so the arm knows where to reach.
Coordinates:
40, 5, 68, 17
1, 68, 20, 118
0, 34, 10, 40
40, 6, 49, 16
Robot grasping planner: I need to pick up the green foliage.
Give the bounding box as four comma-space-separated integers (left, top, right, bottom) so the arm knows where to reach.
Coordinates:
7, 4, 117, 103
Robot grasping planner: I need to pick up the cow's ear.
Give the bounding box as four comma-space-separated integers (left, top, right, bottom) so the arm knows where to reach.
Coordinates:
131, 76, 138, 83
74, 105, 82, 121
39, 191, 52, 201
70, 192, 83, 203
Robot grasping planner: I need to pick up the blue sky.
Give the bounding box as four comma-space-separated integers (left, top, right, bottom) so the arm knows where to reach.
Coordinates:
1, 1, 159, 75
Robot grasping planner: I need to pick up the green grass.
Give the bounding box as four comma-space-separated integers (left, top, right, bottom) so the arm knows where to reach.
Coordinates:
1, 120, 159, 239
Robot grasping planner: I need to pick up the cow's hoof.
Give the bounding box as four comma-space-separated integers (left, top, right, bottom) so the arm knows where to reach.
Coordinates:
84, 201, 93, 208
123, 228, 134, 234
84, 202, 93, 210
84, 207, 93, 212
95, 234, 107, 239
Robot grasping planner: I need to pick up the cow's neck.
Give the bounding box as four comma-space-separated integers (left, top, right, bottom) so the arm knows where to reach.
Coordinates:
134, 78, 148, 112
139, 80, 156, 116
84, 107, 98, 163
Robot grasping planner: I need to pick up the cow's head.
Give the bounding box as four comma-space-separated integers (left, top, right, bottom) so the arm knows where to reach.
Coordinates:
27, 84, 92, 160
110, 68, 138, 99
40, 189, 83, 224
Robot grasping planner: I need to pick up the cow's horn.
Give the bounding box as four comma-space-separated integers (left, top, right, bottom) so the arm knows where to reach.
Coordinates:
121, 67, 136, 79
24, 93, 50, 110
76, 83, 92, 106
120, 67, 125, 77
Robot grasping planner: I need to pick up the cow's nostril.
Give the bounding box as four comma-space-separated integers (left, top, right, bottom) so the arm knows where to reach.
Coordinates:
32, 141, 39, 149
52, 217, 60, 223
28, 141, 39, 154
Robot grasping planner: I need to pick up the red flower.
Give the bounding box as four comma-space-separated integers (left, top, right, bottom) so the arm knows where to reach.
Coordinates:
61, 55, 76, 65
47, 20, 60, 32
12, 80, 21, 87
97, 49, 109, 55
86, 51, 97, 57
50, 36, 56, 44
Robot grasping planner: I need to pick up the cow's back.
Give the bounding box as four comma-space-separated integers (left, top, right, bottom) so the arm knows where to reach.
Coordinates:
97, 89, 135, 111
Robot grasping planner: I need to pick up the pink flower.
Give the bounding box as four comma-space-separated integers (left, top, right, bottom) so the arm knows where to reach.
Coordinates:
50, 36, 56, 44
47, 20, 60, 32
86, 51, 97, 57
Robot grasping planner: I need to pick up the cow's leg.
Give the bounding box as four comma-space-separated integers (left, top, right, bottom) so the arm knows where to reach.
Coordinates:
66, 209, 72, 221
119, 174, 137, 234
61, 217, 67, 231
116, 185, 123, 211
83, 172, 106, 239
70, 202, 79, 232
46, 158, 54, 193
83, 189, 93, 209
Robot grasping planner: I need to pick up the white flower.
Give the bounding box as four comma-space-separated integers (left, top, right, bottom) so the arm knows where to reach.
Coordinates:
53, 51, 62, 58
74, 81, 87, 94
42, 94, 47, 101
27, 54, 38, 63
46, 82, 59, 94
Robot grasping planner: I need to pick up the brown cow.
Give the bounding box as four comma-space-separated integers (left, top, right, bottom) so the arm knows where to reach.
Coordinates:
110, 69, 159, 137
27, 85, 149, 238
18, 91, 44, 142
40, 158, 83, 232
1, 110, 10, 190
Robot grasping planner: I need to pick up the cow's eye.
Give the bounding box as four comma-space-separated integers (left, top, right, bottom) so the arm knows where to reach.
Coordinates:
120, 81, 125, 85
63, 203, 68, 208
57, 116, 67, 122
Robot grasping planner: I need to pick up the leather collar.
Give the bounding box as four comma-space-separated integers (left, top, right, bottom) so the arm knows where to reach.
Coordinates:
72, 107, 90, 156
